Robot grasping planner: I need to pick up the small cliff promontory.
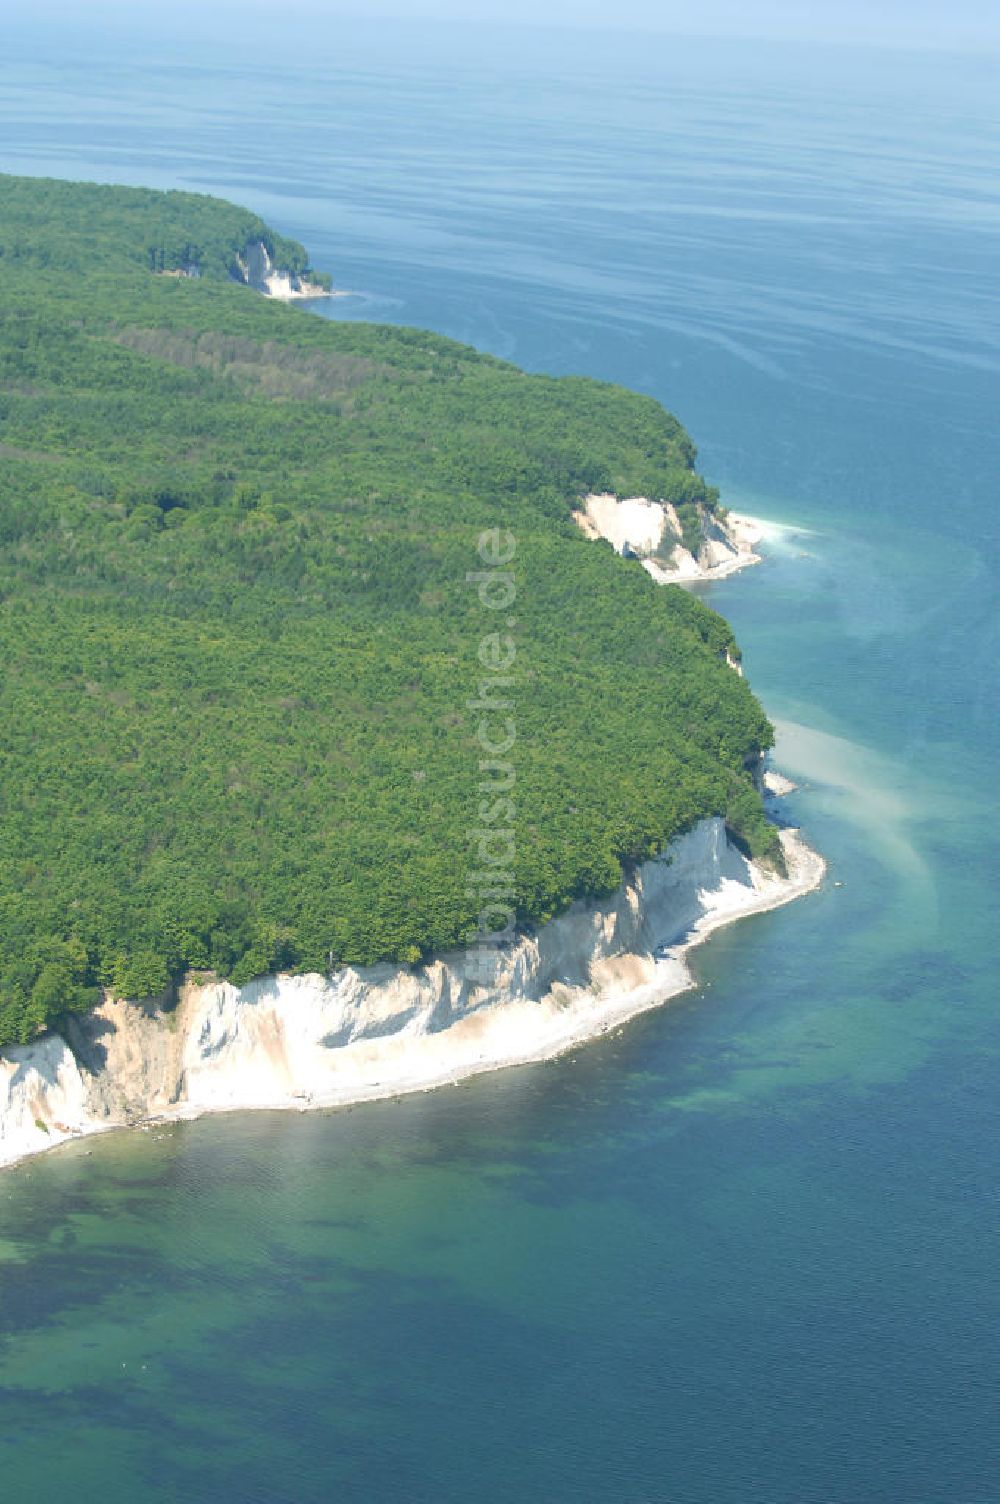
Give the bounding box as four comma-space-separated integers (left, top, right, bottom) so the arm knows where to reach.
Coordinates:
574, 493, 765, 584
231, 239, 332, 300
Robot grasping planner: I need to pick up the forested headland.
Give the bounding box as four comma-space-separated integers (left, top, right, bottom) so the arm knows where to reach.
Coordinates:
0, 174, 778, 1048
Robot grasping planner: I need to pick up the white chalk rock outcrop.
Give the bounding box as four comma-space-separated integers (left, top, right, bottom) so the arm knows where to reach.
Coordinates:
232, 241, 331, 300
0, 1035, 93, 1166
574, 493, 764, 584
0, 817, 823, 1169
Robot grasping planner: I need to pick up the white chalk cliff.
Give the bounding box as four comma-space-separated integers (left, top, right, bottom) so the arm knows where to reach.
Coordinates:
232, 240, 330, 301
0, 817, 823, 1169
574, 493, 764, 584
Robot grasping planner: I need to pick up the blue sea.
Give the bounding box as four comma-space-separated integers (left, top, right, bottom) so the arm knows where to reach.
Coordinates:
1, 16, 999, 1502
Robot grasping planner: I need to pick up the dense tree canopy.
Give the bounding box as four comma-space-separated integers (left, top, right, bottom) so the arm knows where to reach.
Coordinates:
0, 174, 777, 1049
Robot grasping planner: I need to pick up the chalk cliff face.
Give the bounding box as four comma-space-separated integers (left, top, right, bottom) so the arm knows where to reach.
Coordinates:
0, 1036, 92, 1166
231, 240, 330, 300
0, 818, 821, 1169
573, 493, 763, 584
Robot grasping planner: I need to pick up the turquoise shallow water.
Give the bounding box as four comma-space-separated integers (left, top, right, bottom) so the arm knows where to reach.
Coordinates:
2, 18, 999, 1502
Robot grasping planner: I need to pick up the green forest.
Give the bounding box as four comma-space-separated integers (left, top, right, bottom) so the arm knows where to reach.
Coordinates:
0, 173, 778, 1049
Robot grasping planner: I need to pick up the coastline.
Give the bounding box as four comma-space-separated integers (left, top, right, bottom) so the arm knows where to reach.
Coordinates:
153, 824, 824, 1124
0, 814, 824, 1172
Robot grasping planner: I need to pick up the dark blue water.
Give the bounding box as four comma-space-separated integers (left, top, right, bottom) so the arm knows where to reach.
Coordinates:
1, 18, 998, 1502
